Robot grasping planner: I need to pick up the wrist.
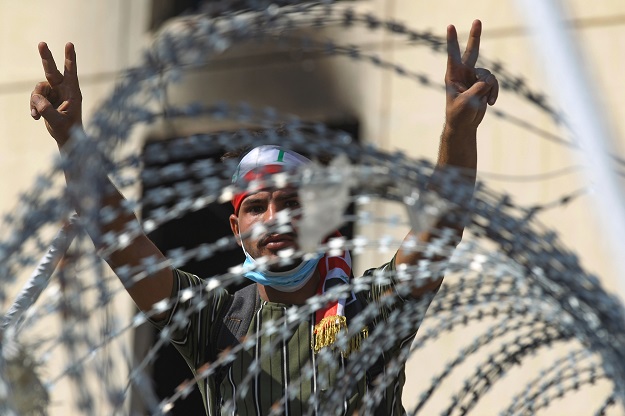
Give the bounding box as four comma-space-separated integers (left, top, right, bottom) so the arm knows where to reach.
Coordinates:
442, 119, 478, 138
54, 122, 84, 150
438, 123, 477, 170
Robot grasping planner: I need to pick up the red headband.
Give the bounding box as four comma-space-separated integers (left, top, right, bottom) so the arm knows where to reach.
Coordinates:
232, 164, 285, 214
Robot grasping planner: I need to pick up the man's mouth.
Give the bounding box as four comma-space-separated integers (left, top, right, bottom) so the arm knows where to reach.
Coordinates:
260, 233, 297, 251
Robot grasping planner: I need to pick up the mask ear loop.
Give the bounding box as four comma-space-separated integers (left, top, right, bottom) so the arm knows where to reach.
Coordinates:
238, 224, 250, 257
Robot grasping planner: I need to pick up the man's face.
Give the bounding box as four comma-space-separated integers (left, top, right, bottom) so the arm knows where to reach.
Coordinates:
229, 187, 302, 268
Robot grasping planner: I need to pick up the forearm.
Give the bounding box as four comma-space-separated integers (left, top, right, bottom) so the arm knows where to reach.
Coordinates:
57, 137, 136, 255
58, 139, 174, 314
100, 183, 174, 315
436, 123, 477, 181
431, 121, 479, 232
395, 124, 478, 294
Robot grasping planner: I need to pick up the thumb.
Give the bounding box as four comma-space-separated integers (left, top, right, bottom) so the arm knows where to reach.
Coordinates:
464, 75, 492, 100
31, 94, 63, 126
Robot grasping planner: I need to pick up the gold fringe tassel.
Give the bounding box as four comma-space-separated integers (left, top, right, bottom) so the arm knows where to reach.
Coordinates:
312, 315, 369, 357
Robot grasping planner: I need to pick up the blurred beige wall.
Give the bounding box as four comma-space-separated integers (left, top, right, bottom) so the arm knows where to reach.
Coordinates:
0, 2, 151, 415
1, 1, 624, 414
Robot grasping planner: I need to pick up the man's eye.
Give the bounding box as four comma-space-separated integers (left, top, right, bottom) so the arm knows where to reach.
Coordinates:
285, 200, 300, 208
248, 205, 265, 214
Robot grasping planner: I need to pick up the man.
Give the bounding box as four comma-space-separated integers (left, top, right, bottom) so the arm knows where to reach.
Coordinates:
30, 19, 498, 415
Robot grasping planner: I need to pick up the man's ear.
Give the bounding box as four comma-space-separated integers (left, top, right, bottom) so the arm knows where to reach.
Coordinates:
229, 213, 242, 246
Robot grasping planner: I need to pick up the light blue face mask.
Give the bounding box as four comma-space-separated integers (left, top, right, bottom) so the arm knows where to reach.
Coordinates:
241, 245, 322, 292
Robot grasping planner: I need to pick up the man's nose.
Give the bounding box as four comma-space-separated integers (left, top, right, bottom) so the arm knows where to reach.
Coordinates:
263, 202, 278, 222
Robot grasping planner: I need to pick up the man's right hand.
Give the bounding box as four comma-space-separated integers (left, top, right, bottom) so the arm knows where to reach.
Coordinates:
30, 42, 82, 147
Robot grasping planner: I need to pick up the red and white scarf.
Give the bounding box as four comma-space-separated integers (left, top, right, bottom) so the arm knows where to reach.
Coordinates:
312, 245, 368, 356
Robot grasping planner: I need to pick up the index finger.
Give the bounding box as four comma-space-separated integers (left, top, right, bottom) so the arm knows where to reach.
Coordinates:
446, 24, 462, 73
38, 42, 64, 87
461, 19, 482, 68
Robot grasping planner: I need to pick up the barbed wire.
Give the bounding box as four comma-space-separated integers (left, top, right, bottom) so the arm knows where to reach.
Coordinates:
2, 1, 625, 415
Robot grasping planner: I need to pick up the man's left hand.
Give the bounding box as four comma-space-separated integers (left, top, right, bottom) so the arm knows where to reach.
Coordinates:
445, 20, 498, 132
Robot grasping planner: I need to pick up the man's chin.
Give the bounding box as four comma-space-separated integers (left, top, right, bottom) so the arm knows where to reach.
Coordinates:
267, 254, 303, 273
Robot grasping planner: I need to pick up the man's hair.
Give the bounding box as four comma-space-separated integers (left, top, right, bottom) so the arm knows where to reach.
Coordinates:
220, 146, 252, 163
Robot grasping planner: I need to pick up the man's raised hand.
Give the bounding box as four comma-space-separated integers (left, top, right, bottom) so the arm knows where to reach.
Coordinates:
445, 20, 498, 131
30, 42, 82, 146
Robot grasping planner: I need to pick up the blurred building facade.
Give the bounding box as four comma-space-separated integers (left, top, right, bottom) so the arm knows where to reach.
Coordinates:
1, 1, 625, 414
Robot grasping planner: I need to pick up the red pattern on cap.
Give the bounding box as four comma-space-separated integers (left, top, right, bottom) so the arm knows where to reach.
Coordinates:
232, 164, 285, 214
